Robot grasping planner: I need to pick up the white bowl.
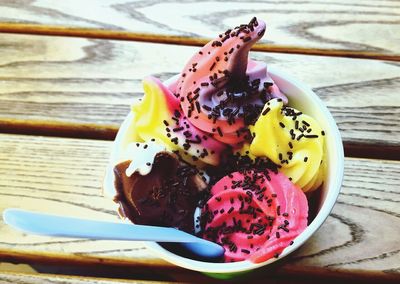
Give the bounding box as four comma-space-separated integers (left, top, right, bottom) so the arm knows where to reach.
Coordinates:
103, 66, 344, 277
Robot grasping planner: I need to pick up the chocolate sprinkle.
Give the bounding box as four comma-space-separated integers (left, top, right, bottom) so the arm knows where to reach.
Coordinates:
172, 127, 184, 132
305, 134, 319, 138
243, 36, 251, 42
262, 107, 270, 116
202, 104, 212, 111
217, 127, 223, 137
209, 62, 216, 71
195, 101, 201, 113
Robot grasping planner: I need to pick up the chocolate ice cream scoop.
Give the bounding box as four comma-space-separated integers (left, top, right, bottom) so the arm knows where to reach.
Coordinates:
113, 152, 206, 233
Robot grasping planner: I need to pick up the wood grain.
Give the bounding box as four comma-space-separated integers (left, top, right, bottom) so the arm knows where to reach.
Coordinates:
1, 23, 399, 62
0, 34, 399, 157
0, 133, 399, 281
0, 270, 392, 284
0, 0, 399, 58
0, 271, 178, 284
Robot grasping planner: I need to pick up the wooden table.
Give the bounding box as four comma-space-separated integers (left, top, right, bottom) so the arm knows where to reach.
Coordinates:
0, 1, 399, 283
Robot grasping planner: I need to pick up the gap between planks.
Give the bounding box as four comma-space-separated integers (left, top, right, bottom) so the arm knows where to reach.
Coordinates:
1, 249, 400, 283
0, 270, 180, 284
0, 23, 399, 62
0, 120, 398, 161
2, 250, 400, 284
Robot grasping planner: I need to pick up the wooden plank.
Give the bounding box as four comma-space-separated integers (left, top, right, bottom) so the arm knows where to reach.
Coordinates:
0, 34, 399, 158
0, 0, 399, 59
1, 23, 399, 63
0, 270, 391, 284
0, 133, 399, 281
0, 271, 177, 284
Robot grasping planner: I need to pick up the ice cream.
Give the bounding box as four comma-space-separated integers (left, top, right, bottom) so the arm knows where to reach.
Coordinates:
110, 16, 325, 264
113, 151, 206, 232
127, 77, 227, 168
201, 170, 308, 262
175, 17, 286, 145
130, 76, 227, 166
249, 98, 325, 192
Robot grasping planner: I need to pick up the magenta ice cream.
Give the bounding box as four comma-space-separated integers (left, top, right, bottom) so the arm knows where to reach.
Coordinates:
201, 170, 308, 263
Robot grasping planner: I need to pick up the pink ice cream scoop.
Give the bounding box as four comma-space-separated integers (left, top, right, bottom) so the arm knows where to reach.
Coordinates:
174, 18, 286, 145
200, 170, 308, 263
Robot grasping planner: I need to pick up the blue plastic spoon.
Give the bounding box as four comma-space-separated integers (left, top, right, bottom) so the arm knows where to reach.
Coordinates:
3, 208, 224, 260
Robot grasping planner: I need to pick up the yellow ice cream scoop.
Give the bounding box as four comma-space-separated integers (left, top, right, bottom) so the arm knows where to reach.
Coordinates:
131, 77, 176, 149
249, 98, 325, 192
129, 76, 227, 167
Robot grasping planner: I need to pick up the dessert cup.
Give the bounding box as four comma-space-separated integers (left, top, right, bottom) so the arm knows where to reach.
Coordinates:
103, 66, 344, 278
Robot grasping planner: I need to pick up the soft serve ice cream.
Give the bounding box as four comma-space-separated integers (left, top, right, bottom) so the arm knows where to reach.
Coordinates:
201, 170, 308, 263
249, 98, 325, 192
175, 17, 286, 145
127, 76, 226, 166
110, 17, 325, 263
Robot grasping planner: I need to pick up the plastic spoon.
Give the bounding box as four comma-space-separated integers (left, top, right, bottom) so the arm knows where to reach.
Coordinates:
3, 208, 224, 260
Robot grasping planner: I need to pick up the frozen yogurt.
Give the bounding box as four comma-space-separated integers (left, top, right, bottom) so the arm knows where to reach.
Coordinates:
110, 17, 325, 263
201, 170, 308, 262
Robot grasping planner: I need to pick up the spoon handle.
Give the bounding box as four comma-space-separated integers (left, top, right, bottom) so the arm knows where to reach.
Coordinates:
3, 208, 195, 242
3, 208, 199, 243
3, 208, 224, 260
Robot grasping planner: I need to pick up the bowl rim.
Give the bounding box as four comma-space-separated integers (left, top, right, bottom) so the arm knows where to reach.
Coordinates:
104, 66, 344, 274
